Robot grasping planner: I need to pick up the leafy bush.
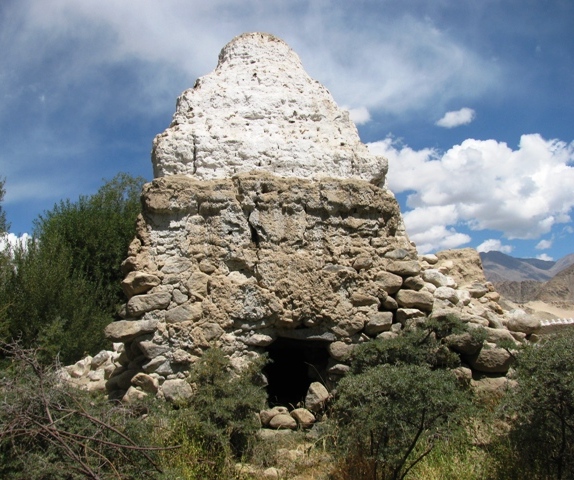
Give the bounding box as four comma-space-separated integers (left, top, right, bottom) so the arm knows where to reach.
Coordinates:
349, 313, 473, 374
497, 330, 574, 479
332, 364, 472, 480
0, 173, 145, 363
185, 348, 268, 458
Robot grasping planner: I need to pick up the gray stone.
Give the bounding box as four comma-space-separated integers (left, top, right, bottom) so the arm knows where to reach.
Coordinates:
123, 386, 148, 403
468, 283, 489, 298
290, 408, 316, 428
434, 286, 459, 304
374, 271, 403, 294
269, 413, 297, 430
305, 382, 329, 412
352, 255, 373, 271
445, 332, 484, 355
384, 260, 421, 276
467, 343, 514, 374
422, 269, 454, 288
350, 292, 379, 306
396, 308, 426, 325
104, 319, 159, 342
403, 276, 425, 291
328, 341, 353, 361
186, 271, 210, 299
395, 290, 434, 311
161, 379, 194, 404
106, 368, 138, 391
127, 292, 171, 317
364, 312, 393, 336
242, 333, 276, 346
421, 254, 439, 265
260, 406, 289, 426
131, 372, 159, 394
165, 302, 203, 324
136, 340, 169, 359
91, 350, 111, 369
506, 312, 540, 334
485, 327, 519, 346
122, 271, 161, 297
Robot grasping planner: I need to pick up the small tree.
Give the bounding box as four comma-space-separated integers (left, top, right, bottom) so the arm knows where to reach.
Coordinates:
1, 173, 146, 363
348, 313, 477, 375
499, 330, 574, 479
185, 348, 267, 457
332, 364, 471, 480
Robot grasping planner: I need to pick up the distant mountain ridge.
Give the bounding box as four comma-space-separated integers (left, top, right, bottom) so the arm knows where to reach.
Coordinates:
479, 251, 574, 282
479, 251, 574, 304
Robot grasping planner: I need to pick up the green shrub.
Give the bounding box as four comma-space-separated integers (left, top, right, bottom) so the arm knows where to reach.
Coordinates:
497, 330, 574, 479
0, 173, 145, 363
349, 313, 472, 374
185, 348, 268, 459
332, 364, 472, 480
0, 342, 165, 479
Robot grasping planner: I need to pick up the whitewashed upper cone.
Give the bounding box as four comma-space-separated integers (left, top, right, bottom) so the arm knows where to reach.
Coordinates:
152, 32, 388, 186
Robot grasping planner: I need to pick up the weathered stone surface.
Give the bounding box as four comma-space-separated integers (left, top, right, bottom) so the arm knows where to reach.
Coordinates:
396, 308, 426, 325
152, 33, 387, 186
290, 408, 316, 428
364, 312, 393, 336
452, 366, 473, 387
106, 369, 138, 391
260, 406, 289, 426
165, 303, 203, 324
123, 386, 148, 403
305, 382, 330, 412
161, 379, 194, 404
375, 271, 403, 294
104, 319, 159, 342
269, 413, 297, 430
328, 341, 353, 361
505, 311, 540, 334
395, 290, 434, 311
131, 372, 159, 394
383, 260, 421, 277
122, 271, 161, 297
91, 351, 111, 369
127, 292, 171, 317
484, 327, 519, 346
434, 286, 459, 303
136, 339, 169, 359
468, 283, 489, 298
467, 343, 514, 374
471, 375, 517, 394
445, 332, 484, 355
423, 269, 455, 288
435, 248, 487, 287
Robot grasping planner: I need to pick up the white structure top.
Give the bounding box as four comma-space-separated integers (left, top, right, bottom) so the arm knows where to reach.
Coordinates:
152, 33, 388, 186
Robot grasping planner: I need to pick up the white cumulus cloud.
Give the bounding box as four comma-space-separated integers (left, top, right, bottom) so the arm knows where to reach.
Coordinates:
476, 239, 514, 254
369, 134, 574, 251
436, 107, 476, 128
345, 106, 371, 125
536, 253, 553, 261
535, 239, 553, 250
0, 233, 31, 253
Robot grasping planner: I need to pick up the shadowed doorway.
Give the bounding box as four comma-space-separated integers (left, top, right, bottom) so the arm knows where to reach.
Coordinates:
264, 337, 330, 407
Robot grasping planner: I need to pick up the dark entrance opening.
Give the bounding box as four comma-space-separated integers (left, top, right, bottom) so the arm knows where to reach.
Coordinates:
264, 337, 330, 407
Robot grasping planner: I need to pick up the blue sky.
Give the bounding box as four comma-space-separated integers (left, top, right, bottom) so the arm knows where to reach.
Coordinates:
1, 0, 573, 260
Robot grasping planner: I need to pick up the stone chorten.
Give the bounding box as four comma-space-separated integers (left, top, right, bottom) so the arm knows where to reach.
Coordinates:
105, 33, 528, 404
